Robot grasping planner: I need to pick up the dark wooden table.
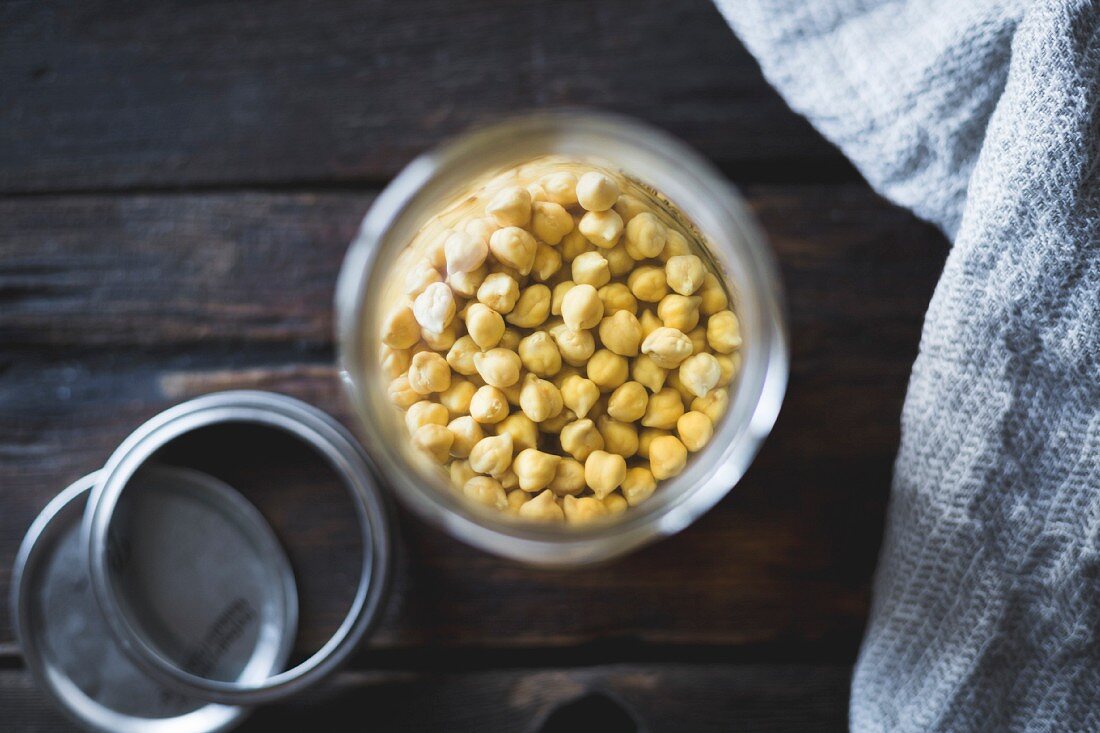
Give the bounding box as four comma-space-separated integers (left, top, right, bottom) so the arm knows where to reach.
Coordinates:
0, 1, 948, 730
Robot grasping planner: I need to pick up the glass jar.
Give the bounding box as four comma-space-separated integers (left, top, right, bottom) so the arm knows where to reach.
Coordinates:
336, 111, 787, 566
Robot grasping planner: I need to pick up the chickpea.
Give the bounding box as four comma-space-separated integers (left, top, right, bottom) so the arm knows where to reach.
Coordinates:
578, 209, 624, 249
531, 201, 574, 245
465, 302, 505, 350
658, 293, 702, 332
638, 428, 671, 459
677, 411, 714, 452
423, 230, 449, 270
576, 171, 620, 212
571, 251, 611, 289
584, 450, 627, 499
597, 282, 637, 315
517, 489, 564, 522
641, 327, 693, 369
539, 407, 576, 434
678, 353, 721, 398
450, 459, 478, 489
660, 229, 692, 263
463, 216, 498, 245
518, 331, 562, 377
530, 242, 563, 282
444, 230, 489, 275
631, 354, 668, 393
603, 242, 636, 278
468, 433, 514, 477
624, 212, 668, 259
560, 374, 601, 419
501, 380, 523, 407
448, 416, 485, 457
519, 374, 564, 423
613, 193, 647, 223
382, 305, 420, 349
439, 378, 476, 415
512, 448, 561, 492
598, 310, 642, 357
560, 226, 595, 262
388, 375, 421, 409
665, 369, 696, 405
699, 273, 729, 316
381, 345, 412, 380
407, 351, 451, 394
550, 280, 576, 316
561, 283, 604, 331
707, 310, 742, 353
548, 458, 586, 496
477, 272, 520, 314
621, 467, 657, 506
406, 401, 448, 434
489, 226, 537, 275
665, 254, 705, 296
506, 489, 529, 514
412, 282, 456, 334
486, 186, 532, 227
469, 385, 510, 424
499, 469, 520, 490
473, 348, 522, 388
649, 435, 688, 480
687, 325, 708, 356
550, 323, 596, 367
539, 171, 579, 206
597, 416, 639, 458
607, 381, 649, 422
587, 349, 629, 392
499, 327, 522, 352
526, 181, 548, 202
642, 387, 685, 429
412, 423, 454, 463
446, 335, 480, 376
563, 495, 610, 525
638, 308, 663, 340
421, 322, 457, 351
404, 257, 443, 297
496, 412, 539, 452
691, 388, 729, 424
505, 284, 551, 328
604, 492, 629, 515
560, 418, 605, 462
716, 353, 740, 387
628, 266, 668, 303
463, 476, 508, 511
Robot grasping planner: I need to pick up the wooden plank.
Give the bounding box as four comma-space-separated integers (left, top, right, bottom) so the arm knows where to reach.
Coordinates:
0, 0, 843, 194
0, 184, 948, 655
0, 664, 850, 732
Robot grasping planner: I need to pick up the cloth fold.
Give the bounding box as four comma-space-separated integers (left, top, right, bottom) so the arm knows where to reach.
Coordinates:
715, 1, 1100, 729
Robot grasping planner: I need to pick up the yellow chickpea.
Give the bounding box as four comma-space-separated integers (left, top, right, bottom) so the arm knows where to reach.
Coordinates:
561, 283, 604, 331
404, 257, 443, 297
598, 310, 642, 357
657, 293, 702, 332
388, 375, 421, 409
517, 489, 564, 522
406, 401, 448, 434
450, 459, 478, 489
496, 412, 539, 452
473, 348, 522, 388
539, 171, 579, 206
551, 280, 576, 316
465, 302, 505, 350
587, 349, 629, 392
621, 467, 657, 506
583, 450, 627, 499
498, 327, 522, 352
448, 416, 485, 458
382, 305, 420, 349
665, 369, 696, 405
691, 388, 729, 424
603, 242, 636, 278
518, 331, 562, 377
499, 468, 520, 490
539, 407, 576, 434
548, 458, 586, 496
576, 171, 620, 212
411, 424, 454, 463
604, 492, 629, 515
613, 193, 647, 223
559, 227, 594, 262
687, 325, 708, 355
531, 201, 574, 245
407, 351, 451, 394
649, 435, 688, 480
699, 273, 729, 316
489, 226, 537, 275
678, 353, 721, 398
468, 433, 514, 477
597, 416, 639, 458
477, 272, 520, 314
486, 186, 532, 227
597, 282, 638, 315
506, 489, 528, 514
560, 418, 605, 462
676, 411, 714, 452
381, 345, 412, 380
641, 327, 693, 369
550, 324, 596, 367
607, 381, 649, 423
642, 388, 685, 429
463, 476, 508, 511
665, 255, 706, 296
624, 212, 668, 259
560, 374, 601, 419
505, 284, 551, 328
631, 354, 668, 393
469, 385, 510, 425
571, 251, 611, 289
519, 374, 564, 423
463, 216, 498, 245
578, 209, 624, 249
563, 495, 610, 525
627, 266, 668, 303
659, 229, 693, 263
716, 353, 740, 387
512, 448, 562, 493
530, 242, 563, 282
638, 308, 663, 340
446, 335, 480, 376
637, 428, 671, 459
439, 378, 476, 415
421, 322, 458, 351
707, 310, 742, 353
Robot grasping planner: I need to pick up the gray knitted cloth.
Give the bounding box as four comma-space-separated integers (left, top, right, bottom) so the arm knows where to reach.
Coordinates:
714, 1, 1100, 730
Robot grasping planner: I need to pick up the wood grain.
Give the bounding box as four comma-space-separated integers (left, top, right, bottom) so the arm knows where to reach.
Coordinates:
0, 0, 844, 194
0, 185, 947, 658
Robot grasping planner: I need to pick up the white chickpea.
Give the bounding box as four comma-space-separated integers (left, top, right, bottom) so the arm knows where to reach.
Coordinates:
561, 283, 604, 331
519, 374, 564, 423
412, 282, 456, 334
597, 416, 639, 458
448, 416, 485, 458
631, 354, 668, 393
382, 305, 420, 349
472, 348, 521, 389
587, 349, 629, 391
548, 458, 586, 496
563, 495, 610, 525
571, 251, 611, 289
406, 401, 448, 434
412, 424, 454, 463
642, 387, 685, 429
707, 310, 742, 353
603, 243, 636, 278
539, 171, 579, 206
530, 243, 563, 282
388, 375, 421, 409
649, 435, 688, 480
624, 212, 668, 259
699, 273, 729, 316
504, 284, 551, 328
444, 230, 489, 275
469, 385, 510, 424
518, 331, 562, 377
665, 255, 706, 296
560, 419, 605, 462
576, 172, 620, 212
404, 257, 443, 297
550, 323, 596, 366
613, 193, 648, 223
496, 412, 539, 452
439, 379, 476, 415
559, 227, 595, 262
578, 209, 624, 249
463, 476, 508, 511
407, 351, 451, 394
447, 263, 488, 299
691, 388, 729, 424
486, 186, 532, 227
677, 411, 713, 452
489, 226, 537, 275
597, 283, 637, 315
512, 448, 562, 493
641, 327, 693, 369
517, 489, 564, 522
584, 450, 627, 499
465, 302, 505, 350
381, 345, 412, 380
560, 374, 601, 419
607, 381, 649, 423
598, 310, 642, 357
621, 467, 657, 506
531, 201, 574, 245
477, 272, 520, 314
468, 433, 514, 477
446, 335, 480, 376
627, 266, 668, 303
678, 353, 721, 398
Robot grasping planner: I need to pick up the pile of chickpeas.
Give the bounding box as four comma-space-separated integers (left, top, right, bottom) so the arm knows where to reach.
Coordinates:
379, 162, 741, 525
